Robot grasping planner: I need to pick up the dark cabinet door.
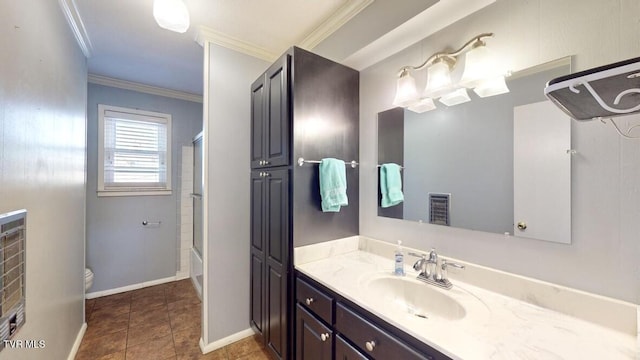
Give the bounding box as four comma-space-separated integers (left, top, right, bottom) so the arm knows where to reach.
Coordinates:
296, 304, 332, 360
250, 172, 266, 335
335, 335, 367, 360
264, 54, 290, 168
250, 251, 264, 334
264, 168, 290, 359
250, 76, 266, 169
251, 54, 290, 169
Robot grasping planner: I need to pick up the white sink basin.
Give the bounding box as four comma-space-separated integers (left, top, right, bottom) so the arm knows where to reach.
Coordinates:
365, 275, 467, 321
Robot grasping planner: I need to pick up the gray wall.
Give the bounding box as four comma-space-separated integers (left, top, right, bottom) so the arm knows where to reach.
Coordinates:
360, 0, 640, 303
205, 43, 269, 343
0, 1, 87, 359
86, 84, 202, 292
402, 66, 567, 234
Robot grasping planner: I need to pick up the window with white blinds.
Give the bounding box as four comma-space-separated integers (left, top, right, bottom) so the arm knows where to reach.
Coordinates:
98, 105, 172, 196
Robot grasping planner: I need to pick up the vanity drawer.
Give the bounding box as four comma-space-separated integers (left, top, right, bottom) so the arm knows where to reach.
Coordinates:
335, 302, 433, 360
296, 278, 333, 324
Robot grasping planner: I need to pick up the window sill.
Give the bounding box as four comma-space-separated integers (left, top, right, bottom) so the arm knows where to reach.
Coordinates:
97, 190, 172, 197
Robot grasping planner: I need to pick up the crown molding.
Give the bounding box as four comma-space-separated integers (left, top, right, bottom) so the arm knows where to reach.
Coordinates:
297, 0, 374, 50
342, 0, 496, 70
58, 0, 93, 58
194, 0, 372, 61
88, 74, 203, 103
195, 26, 278, 62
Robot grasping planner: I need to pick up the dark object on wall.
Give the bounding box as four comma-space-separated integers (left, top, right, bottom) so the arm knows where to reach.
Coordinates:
545, 56, 640, 121
0, 210, 27, 349
377, 107, 404, 219
250, 47, 359, 360
428, 193, 451, 226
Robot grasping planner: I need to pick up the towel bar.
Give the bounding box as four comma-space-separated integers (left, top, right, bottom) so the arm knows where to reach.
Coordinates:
376, 164, 405, 169
297, 157, 358, 168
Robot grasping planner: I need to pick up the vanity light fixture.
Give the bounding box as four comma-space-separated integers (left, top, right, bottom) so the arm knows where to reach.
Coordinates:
408, 97, 437, 113
392, 32, 509, 113
153, 0, 190, 33
474, 75, 510, 98
424, 58, 455, 98
439, 88, 471, 106
392, 69, 420, 107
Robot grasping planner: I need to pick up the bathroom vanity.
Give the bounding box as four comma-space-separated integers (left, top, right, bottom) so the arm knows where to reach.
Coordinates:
294, 237, 637, 360
296, 272, 449, 360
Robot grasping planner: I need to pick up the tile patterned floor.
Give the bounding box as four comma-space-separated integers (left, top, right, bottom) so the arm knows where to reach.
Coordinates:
77, 279, 272, 360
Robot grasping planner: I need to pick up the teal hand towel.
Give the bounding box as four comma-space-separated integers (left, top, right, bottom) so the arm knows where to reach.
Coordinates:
319, 158, 348, 212
380, 163, 404, 208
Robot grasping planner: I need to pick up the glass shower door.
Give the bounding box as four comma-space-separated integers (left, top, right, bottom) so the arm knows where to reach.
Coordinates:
192, 134, 204, 257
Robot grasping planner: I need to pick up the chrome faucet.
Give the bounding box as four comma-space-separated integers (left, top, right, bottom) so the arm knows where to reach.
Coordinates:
409, 249, 465, 290
410, 253, 427, 275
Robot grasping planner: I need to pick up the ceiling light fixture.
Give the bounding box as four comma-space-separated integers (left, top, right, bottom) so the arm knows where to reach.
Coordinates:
153, 0, 190, 33
392, 33, 509, 113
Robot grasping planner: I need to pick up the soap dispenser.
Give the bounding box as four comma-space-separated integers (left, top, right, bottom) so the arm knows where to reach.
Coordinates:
394, 240, 405, 276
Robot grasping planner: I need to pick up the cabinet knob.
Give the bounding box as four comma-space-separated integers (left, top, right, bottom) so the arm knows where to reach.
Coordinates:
517, 221, 527, 230
259, 160, 265, 165
365, 340, 376, 352
305, 298, 314, 306
264, 160, 270, 165
320, 333, 330, 342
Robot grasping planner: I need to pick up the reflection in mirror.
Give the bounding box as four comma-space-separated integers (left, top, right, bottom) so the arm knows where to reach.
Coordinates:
377, 58, 572, 244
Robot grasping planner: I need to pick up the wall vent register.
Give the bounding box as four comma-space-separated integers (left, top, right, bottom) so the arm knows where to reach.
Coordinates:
428, 193, 451, 226
0, 210, 26, 349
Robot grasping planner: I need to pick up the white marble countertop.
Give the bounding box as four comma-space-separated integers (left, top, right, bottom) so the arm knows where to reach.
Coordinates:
296, 249, 637, 360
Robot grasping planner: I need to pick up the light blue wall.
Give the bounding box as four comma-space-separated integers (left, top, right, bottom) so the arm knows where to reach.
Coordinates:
86, 83, 202, 292
0, 1, 87, 359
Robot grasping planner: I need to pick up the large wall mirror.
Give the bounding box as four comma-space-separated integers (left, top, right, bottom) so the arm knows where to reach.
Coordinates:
377, 58, 573, 244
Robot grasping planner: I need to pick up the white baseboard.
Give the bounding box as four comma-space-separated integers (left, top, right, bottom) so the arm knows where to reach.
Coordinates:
190, 276, 202, 301
176, 271, 190, 280
200, 328, 256, 354
85, 275, 177, 299
67, 322, 87, 360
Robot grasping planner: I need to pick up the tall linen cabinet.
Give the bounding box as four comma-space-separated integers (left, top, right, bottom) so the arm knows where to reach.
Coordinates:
249, 47, 359, 360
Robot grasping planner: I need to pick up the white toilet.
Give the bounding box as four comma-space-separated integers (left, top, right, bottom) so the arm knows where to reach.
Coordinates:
84, 268, 94, 292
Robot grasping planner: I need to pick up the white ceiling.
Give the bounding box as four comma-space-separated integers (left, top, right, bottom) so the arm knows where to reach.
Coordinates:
70, 0, 490, 97
74, 0, 371, 95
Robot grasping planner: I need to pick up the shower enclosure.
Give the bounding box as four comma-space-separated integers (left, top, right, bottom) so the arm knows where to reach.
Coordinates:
190, 132, 203, 296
